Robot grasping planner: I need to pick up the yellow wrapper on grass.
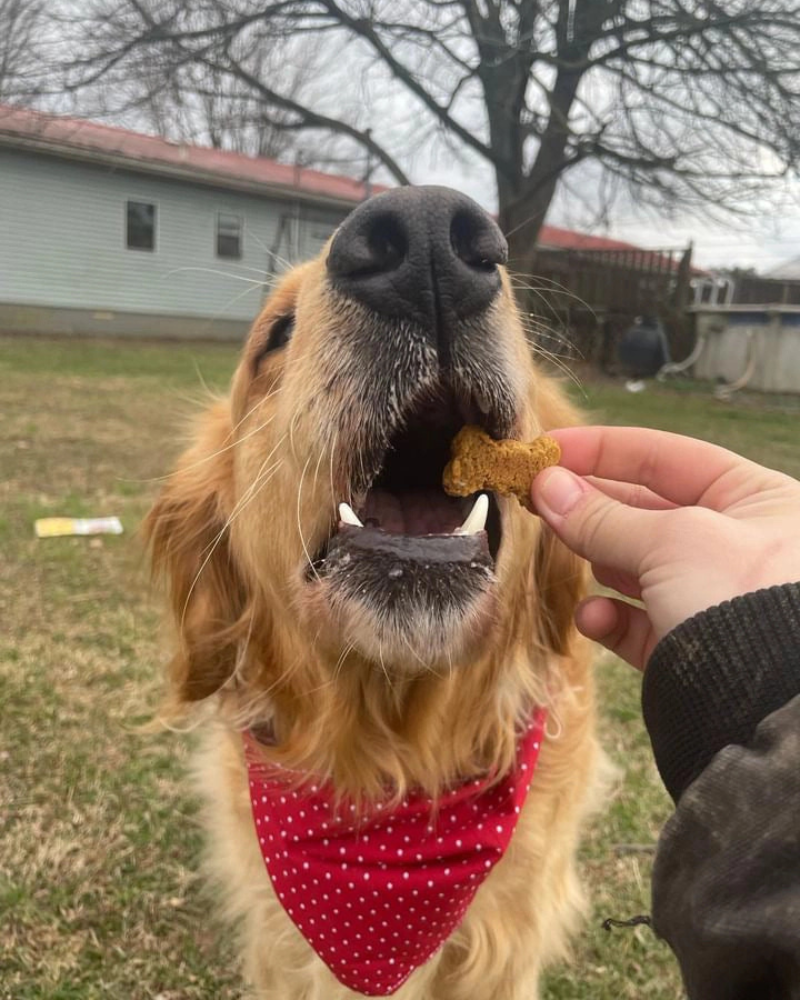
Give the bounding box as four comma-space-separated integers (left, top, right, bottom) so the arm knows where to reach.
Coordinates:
443, 425, 561, 512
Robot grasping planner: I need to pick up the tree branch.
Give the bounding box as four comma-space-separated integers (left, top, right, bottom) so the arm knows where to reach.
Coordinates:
221, 52, 412, 185
320, 0, 495, 165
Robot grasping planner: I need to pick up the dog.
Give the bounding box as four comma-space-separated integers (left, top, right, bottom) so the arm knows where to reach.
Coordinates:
146, 186, 600, 999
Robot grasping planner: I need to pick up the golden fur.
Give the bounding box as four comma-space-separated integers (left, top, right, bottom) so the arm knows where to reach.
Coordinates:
146, 240, 600, 998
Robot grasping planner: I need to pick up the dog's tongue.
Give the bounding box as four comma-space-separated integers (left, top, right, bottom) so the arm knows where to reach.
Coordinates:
362, 488, 466, 535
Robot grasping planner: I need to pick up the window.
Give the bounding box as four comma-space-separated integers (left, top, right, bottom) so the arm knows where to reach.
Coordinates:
217, 213, 242, 259
126, 201, 156, 251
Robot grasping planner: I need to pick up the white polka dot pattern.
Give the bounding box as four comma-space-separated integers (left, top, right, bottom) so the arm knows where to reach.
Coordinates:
245, 709, 546, 997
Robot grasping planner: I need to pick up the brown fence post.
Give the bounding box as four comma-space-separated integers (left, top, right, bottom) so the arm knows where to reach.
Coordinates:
675, 243, 693, 312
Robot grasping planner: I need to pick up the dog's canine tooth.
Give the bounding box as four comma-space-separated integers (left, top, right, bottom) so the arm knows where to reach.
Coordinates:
338, 502, 364, 527
454, 493, 488, 535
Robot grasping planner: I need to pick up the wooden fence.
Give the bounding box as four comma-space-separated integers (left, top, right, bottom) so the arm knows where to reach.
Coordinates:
519, 244, 694, 370
734, 276, 800, 306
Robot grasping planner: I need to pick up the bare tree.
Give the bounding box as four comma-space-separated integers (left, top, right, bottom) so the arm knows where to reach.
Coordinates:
46, 2, 325, 163
55, 1, 800, 268
0, 0, 47, 103
111, 25, 324, 161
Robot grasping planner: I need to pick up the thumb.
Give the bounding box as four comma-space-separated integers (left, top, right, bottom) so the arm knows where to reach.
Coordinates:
531, 466, 657, 576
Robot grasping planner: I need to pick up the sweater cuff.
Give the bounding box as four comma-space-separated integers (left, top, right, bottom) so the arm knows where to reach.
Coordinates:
642, 583, 800, 803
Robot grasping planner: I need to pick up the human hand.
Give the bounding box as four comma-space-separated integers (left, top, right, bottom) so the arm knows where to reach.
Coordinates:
530, 426, 800, 671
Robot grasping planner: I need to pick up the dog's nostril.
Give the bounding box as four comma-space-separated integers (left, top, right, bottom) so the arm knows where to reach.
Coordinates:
366, 214, 407, 273
328, 211, 408, 280
450, 209, 506, 272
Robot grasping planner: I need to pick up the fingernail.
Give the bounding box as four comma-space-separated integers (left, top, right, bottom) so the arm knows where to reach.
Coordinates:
534, 467, 586, 516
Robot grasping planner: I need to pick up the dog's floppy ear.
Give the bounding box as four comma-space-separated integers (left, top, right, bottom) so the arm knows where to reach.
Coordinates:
145, 402, 245, 704
532, 376, 589, 655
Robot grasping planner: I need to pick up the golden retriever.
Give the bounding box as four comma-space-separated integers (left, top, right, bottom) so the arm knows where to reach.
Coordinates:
146, 186, 599, 999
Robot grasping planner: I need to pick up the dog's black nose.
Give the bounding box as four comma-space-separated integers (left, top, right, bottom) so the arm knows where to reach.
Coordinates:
326, 186, 507, 339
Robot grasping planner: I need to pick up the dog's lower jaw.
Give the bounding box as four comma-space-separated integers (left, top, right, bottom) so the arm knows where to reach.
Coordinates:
301, 504, 505, 673
304, 576, 499, 674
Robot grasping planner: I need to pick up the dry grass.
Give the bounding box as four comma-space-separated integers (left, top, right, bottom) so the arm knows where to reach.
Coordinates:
0, 338, 241, 999
2, 335, 797, 999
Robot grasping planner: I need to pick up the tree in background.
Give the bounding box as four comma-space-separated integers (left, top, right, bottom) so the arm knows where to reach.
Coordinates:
47, 1, 800, 267
0, 0, 46, 103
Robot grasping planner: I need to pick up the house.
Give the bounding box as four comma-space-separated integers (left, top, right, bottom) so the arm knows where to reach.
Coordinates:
0, 104, 382, 339
0, 104, 681, 341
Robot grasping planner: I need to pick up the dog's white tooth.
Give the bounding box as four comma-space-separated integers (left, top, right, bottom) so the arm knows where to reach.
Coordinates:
338, 502, 364, 528
456, 493, 489, 535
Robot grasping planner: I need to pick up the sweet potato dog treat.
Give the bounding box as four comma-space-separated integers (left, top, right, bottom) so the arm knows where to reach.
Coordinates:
443, 425, 561, 512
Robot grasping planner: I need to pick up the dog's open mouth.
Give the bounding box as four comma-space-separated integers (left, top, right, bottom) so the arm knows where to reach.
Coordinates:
310, 388, 503, 587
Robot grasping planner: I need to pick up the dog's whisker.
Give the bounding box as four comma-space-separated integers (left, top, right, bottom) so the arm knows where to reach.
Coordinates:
134, 410, 283, 485
180, 435, 288, 628
225, 458, 286, 535
377, 638, 393, 692
400, 634, 431, 671
524, 336, 584, 379
525, 342, 588, 398
193, 435, 287, 566
164, 265, 277, 288
313, 638, 357, 692
328, 423, 340, 523
208, 279, 269, 326
508, 270, 595, 309
311, 433, 331, 517
287, 397, 309, 465
296, 453, 323, 584
518, 314, 582, 356
179, 460, 284, 631
122, 375, 298, 486
334, 640, 356, 682
244, 226, 298, 276
227, 379, 287, 435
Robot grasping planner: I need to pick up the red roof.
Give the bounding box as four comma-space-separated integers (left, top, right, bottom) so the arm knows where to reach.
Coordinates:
0, 104, 689, 261
537, 221, 704, 276
537, 223, 648, 253
0, 103, 386, 208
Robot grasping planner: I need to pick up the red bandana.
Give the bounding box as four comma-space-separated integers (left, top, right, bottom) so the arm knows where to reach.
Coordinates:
245, 710, 546, 997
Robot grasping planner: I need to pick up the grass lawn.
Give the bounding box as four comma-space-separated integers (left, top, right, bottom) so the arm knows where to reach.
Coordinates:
2, 335, 798, 999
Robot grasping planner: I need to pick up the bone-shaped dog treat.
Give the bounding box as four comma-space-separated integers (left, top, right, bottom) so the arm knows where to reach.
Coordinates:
443, 425, 561, 512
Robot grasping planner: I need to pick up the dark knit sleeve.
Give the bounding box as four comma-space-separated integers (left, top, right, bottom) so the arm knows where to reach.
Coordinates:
652, 694, 800, 1000
642, 582, 800, 803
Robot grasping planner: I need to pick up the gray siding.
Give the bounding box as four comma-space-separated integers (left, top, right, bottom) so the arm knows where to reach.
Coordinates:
0, 148, 347, 322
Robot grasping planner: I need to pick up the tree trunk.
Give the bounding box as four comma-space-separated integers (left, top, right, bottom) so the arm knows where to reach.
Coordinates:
500, 61, 584, 272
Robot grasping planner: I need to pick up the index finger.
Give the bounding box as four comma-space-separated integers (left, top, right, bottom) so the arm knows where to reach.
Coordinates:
549, 426, 753, 508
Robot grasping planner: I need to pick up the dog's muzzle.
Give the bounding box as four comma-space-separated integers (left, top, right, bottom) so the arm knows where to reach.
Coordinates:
309, 187, 518, 643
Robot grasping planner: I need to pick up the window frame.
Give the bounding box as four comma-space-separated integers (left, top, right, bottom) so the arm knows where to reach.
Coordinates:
216, 211, 244, 260
125, 199, 158, 253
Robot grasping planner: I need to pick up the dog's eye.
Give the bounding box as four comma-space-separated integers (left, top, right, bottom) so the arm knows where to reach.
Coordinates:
255, 314, 295, 367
